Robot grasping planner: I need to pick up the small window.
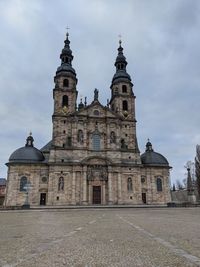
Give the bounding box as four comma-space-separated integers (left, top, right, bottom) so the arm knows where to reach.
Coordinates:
127, 177, 133, 192
58, 177, 64, 191
93, 134, 100, 151
122, 100, 128, 111
156, 177, 163, 192
63, 79, 69, 87
57, 196, 59, 200
20, 176, 28, 192
122, 85, 127, 93
62, 95, 68, 107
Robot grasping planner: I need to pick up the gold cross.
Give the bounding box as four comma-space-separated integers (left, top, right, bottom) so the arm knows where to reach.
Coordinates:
118, 34, 122, 45
66, 27, 70, 37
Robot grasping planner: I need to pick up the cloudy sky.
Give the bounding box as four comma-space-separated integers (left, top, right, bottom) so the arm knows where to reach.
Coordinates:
0, 0, 199, 185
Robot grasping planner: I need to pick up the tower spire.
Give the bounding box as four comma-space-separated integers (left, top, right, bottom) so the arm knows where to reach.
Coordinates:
111, 39, 132, 87
56, 31, 77, 80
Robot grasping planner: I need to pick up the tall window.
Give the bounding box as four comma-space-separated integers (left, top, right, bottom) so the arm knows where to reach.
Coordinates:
20, 176, 27, 192
93, 134, 100, 151
62, 95, 68, 107
122, 100, 128, 111
63, 79, 69, 87
122, 85, 127, 93
156, 177, 163, 192
58, 177, 64, 191
127, 177, 133, 192
77, 130, 84, 144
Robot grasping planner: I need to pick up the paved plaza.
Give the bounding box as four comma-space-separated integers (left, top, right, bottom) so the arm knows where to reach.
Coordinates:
0, 208, 200, 267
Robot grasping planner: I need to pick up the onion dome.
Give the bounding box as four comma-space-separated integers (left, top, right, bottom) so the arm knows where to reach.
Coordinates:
111, 40, 132, 86
56, 32, 77, 81
141, 140, 169, 166
9, 133, 44, 163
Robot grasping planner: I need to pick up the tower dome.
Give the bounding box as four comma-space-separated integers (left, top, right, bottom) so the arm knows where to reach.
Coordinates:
56, 32, 77, 81
9, 134, 44, 163
141, 140, 169, 166
111, 40, 132, 86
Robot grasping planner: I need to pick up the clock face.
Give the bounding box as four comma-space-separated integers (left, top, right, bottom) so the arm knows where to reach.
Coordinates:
123, 110, 128, 117
62, 105, 68, 114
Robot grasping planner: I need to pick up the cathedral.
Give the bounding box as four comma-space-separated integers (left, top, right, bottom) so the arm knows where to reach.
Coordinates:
5, 33, 171, 207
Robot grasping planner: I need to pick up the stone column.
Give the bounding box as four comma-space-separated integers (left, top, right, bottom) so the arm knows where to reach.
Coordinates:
71, 171, 76, 205
82, 167, 87, 205
118, 172, 122, 204
88, 182, 92, 204
102, 183, 106, 204
108, 172, 113, 204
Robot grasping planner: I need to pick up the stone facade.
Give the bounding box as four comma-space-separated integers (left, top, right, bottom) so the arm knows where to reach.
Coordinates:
0, 178, 6, 205
5, 34, 171, 207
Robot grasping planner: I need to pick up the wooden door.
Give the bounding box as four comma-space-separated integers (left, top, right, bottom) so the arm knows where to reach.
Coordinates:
93, 186, 101, 204
40, 193, 46, 205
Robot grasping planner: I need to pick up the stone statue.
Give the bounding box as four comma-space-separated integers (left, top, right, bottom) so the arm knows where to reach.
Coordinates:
94, 88, 99, 101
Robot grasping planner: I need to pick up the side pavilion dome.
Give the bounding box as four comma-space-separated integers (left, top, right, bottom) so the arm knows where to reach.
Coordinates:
9, 134, 44, 163
141, 140, 169, 166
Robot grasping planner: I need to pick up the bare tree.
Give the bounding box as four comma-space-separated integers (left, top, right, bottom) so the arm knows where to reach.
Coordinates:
195, 145, 200, 197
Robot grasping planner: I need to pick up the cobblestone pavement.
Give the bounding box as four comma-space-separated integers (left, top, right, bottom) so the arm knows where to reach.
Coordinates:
0, 208, 200, 267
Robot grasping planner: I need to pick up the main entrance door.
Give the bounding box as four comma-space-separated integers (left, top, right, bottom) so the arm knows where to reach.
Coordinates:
93, 186, 101, 204
40, 193, 46, 205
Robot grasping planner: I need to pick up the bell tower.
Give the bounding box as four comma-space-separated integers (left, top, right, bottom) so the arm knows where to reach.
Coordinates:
110, 40, 135, 121
52, 32, 78, 147
53, 32, 78, 115
110, 40, 139, 153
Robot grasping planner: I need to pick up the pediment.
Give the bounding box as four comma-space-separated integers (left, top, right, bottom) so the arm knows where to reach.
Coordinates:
77, 101, 119, 119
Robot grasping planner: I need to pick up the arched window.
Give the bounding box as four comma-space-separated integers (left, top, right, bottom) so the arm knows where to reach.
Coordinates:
110, 131, 116, 144
77, 129, 84, 144
156, 177, 163, 192
63, 79, 69, 87
127, 177, 133, 192
62, 95, 68, 107
20, 176, 27, 192
122, 85, 127, 93
93, 134, 100, 151
93, 110, 99, 116
58, 177, 64, 191
122, 100, 128, 111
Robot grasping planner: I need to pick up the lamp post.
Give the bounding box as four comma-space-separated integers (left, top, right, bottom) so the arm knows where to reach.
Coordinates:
22, 182, 32, 209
